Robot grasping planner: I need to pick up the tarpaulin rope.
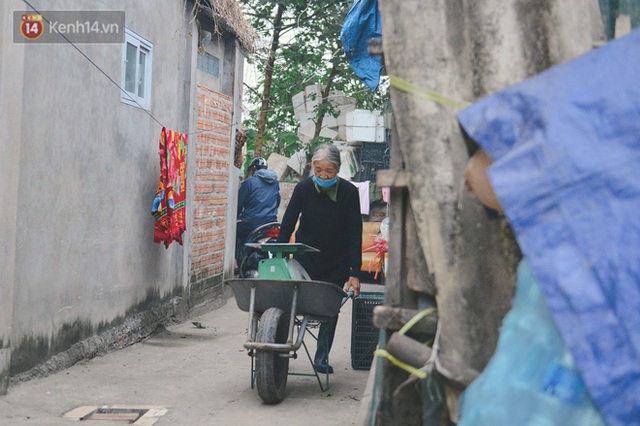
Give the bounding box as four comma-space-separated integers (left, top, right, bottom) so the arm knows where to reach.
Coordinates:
373, 307, 436, 379
389, 75, 470, 110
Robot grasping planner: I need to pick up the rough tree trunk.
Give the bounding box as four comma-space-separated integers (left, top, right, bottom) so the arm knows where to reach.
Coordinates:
375, 0, 604, 422
254, 3, 284, 158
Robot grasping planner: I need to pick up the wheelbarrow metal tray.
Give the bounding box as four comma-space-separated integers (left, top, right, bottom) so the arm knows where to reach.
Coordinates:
226, 278, 347, 319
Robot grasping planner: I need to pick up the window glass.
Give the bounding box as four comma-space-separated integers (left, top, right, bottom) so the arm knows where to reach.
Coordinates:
125, 42, 137, 93
197, 52, 220, 77
121, 29, 153, 110
138, 50, 146, 97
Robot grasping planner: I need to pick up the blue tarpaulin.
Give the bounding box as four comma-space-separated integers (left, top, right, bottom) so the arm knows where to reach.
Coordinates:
340, 0, 382, 91
457, 30, 640, 426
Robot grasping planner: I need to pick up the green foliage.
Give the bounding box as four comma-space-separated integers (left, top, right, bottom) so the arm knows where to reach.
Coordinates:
241, 0, 389, 162
273, 130, 299, 157
308, 136, 333, 154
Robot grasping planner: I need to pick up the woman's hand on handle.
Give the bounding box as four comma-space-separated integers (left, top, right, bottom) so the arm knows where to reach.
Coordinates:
344, 276, 361, 298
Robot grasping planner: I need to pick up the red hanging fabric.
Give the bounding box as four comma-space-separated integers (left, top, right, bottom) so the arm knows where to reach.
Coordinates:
152, 127, 188, 248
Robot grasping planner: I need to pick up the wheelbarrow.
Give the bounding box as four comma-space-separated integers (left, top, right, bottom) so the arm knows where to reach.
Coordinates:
225, 243, 350, 404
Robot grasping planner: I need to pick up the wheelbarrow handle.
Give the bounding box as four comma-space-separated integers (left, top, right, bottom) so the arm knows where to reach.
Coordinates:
341, 290, 355, 307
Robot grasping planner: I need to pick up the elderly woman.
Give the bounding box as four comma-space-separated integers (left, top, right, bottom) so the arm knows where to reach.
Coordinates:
277, 143, 363, 373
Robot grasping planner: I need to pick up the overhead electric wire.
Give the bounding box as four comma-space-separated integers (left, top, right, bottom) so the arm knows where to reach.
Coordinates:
23, 0, 166, 129
22, 0, 244, 135
24, 0, 384, 136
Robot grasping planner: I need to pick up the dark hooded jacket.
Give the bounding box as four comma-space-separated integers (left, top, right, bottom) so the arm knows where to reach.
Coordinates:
237, 169, 280, 229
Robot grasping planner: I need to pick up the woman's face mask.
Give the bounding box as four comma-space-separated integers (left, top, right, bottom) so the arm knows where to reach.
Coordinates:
313, 175, 338, 188
313, 159, 339, 188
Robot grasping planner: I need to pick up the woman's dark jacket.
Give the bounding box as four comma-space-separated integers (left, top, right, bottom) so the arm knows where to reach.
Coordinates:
277, 177, 362, 284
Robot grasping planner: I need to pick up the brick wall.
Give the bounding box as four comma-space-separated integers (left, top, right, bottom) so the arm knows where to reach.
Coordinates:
191, 84, 233, 286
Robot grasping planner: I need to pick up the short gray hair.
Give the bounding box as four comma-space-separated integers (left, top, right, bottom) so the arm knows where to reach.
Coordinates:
311, 143, 341, 170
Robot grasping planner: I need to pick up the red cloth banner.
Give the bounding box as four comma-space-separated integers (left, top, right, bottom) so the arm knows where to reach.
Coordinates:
152, 127, 188, 248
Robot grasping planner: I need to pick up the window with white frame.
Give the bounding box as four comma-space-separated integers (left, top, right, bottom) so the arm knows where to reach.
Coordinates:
121, 29, 153, 110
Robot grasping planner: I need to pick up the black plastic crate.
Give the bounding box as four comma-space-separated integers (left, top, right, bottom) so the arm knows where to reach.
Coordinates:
360, 142, 389, 164
351, 292, 384, 370
353, 162, 386, 183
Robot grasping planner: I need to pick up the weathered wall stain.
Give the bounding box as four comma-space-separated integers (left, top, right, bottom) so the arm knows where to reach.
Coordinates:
516, 0, 553, 76
10, 283, 191, 379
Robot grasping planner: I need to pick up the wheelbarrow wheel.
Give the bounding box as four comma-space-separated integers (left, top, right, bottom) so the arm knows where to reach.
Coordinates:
256, 307, 290, 404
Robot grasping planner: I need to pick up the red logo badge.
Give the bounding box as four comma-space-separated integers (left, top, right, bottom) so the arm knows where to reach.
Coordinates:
20, 14, 43, 40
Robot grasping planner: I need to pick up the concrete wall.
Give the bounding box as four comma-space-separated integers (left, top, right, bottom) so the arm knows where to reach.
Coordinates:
224, 39, 245, 279
3, 0, 245, 380
9, 0, 191, 375
0, 0, 25, 394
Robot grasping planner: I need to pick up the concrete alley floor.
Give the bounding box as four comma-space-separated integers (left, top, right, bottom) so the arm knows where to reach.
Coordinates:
0, 284, 383, 426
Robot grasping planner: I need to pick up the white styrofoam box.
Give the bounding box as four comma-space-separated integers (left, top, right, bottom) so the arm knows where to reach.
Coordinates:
336, 145, 360, 179
305, 84, 323, 97
322, 115, 338, 129
373, 126, 385, 142
266, 152, 290, 181
346, 146, 360, 173
292, 92, 306, 121
298, 112, 315, 127
328, 91, 357, 108
346, 125, 385, 143
337, 104, 357, 127
327, 90, 342, 107
344, 109, 385, 142
338, 151, 355, 179
346, 126, 375, 143
305, 85, 323, 109
328, 89, 343, 100
297, 112, 337, 129
345, 109, 380, 128
298, 121, 338, 144
384, 112, 394, 129
319, 127, 338, 140
337, 125, 347, 141
292, 84, 323, 119
287, 149, 307, 176
297, 121, 316, 144
339, 104, 357, 113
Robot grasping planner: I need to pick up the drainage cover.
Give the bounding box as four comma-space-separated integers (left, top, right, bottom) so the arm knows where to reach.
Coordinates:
63, 405, 168, 424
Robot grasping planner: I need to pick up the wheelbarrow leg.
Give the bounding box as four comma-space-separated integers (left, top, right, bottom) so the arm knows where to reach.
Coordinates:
300, 323, 331, 392
300, 338, 330, 392
247, 283, 258, 390
249, 349, 255, 389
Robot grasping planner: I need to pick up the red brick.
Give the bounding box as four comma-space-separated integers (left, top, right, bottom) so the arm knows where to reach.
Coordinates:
195, 158, 214, 168
195, 182, 214, 194
212, 146, 230, 158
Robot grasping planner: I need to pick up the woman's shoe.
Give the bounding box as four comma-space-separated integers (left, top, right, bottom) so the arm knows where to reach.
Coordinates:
315, 361, 334, 374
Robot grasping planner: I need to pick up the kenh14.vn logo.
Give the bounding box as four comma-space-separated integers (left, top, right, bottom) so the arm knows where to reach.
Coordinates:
20, 13, 43, 40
